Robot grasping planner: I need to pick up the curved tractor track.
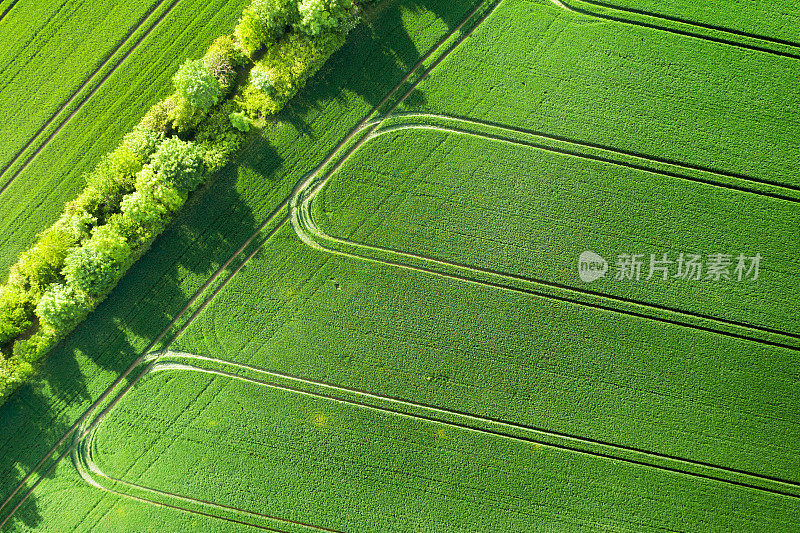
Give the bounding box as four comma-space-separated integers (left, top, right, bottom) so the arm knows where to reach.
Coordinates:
291, 113, 800, 350
69, 351, 800, 530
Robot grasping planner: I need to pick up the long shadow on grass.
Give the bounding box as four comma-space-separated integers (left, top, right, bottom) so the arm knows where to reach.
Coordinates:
284, 0, 475, 132
0, 0, 479, 526
0, 139, 282, 530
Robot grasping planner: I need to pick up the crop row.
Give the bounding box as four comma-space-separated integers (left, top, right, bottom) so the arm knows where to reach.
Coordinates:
82, 361, 800, 531
312, 125, 799, 337
0, 3, 478, 522
173, 222, 800, 485
399, 0, 800, 188
0, 0, 166, 176
0, 0, 365, 406
574, 0, 800, 44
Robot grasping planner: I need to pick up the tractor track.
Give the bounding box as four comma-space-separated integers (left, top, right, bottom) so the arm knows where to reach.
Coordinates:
3, 0, 799, 526
0, 0, 183, 198
66, 352, 800, 531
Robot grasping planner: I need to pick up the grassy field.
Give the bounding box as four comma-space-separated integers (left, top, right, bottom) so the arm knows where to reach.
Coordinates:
0, 1, 488, 529
0, 0, 163, 175
1, 0, 798, 530
397, 0, 800, 188
0, 0, 251, 278
70, 353, 797, 531
311, 123, 800, 338
565, 0, 800, 44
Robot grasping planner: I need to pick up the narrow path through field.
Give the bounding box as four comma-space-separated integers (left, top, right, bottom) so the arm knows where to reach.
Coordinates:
550, 0, 800, 58
0, 0, 20, 23
0, 0, 183, 197
379, 113, 800, 200
67, 351, 800, 531
0, 0, 502, 525
73, 357, 349, 531
569, 0, 800, 49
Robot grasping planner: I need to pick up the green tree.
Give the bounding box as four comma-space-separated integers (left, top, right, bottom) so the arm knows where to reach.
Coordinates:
139, 99, 173, 133
122, 125, 164, 163
62, 247, 115, 296
235, 0, 299, 56
12, 226, 76, 295
251, 0, 299, 40
62, 225, 132, 296
206, 35, 249, 68
0, 286, 33, 346
234, 10, 264, 57
295, 0, 354, 36
57, 206, 97, 243
251, 66, 277, 94
134, 166, 187, 213
35, 283, 89, 333
119, 190, 168, 246
148, 137, 207, 194
106, 146, 142, 183
172, 59, 222, 113
0, 356, 35, 403
229, 111, 252, 132
165, 94, 205, 134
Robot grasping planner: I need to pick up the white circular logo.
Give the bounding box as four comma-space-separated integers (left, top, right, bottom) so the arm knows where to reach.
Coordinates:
578, 250, 608, 282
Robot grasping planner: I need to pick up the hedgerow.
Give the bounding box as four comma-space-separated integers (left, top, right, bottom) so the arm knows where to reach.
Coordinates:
295, 0, 355, 36
239, 31, 346, 116
0, 0, 366, 403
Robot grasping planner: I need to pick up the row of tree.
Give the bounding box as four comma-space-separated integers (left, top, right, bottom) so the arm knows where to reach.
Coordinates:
0, 0, 364, 403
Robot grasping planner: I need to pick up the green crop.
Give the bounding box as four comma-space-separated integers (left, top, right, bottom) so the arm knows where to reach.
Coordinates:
1, 0, 797, 530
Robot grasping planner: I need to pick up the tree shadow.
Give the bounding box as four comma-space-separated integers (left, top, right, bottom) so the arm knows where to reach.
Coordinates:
0, 138, 282, 530
0, 0, 478, 527
283, 0, 468, 133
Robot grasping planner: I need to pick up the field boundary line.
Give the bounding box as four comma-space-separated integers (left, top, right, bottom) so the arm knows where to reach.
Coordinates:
380, 113, 800, 200
291, 119, 800, 349
71, 351, 800, 525
0, 0, 502, 525
0, 0, 183, 198
551, 0, 800, 59
572, 0, 800, 49
0, 0, 20, 22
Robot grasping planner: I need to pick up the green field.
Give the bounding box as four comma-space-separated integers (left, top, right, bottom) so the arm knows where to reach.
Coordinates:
563, 0, 800, 45
1, 0, 799, 530
0, 0, 250, 277
70, 353, 798, 531
311, 122, 799, 338
0, 0, 164, 175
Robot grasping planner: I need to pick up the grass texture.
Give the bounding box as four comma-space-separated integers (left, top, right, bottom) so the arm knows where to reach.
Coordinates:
312, 125, 799, 336
1, 0, 798, 529
0, 1, 484, 529
570, 0, 800, 43
0, 0, 251, 279
0, 0, 164, 172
